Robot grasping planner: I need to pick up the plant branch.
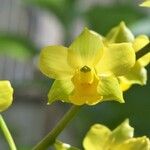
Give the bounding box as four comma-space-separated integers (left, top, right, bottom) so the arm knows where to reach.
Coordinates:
0, 115, 17, 150
33, 105, 81, 150
136, 42, 150, 60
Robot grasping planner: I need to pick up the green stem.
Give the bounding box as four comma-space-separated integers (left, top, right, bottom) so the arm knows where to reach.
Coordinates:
0, 115, 17, 150
136, 42, 150, 60
33, 105, 81, 150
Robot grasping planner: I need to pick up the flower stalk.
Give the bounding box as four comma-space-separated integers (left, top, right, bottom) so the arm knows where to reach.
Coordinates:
0, 115, 17, 150
136, 42, 150, 59
33, 105, 81, 150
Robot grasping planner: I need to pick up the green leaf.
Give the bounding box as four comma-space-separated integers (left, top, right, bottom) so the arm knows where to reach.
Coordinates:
23, 0, 77, 26
85, 4, 147, 35
24, 0, 65, 9
0, 35, 37, 60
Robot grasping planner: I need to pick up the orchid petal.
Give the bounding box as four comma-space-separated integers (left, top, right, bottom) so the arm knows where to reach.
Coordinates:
96, 43, 135, 76
98, 76, 124, 103
133, 35, 149, 52
140, 0, 150, 7
106, 21, 134, 43
48, 79, 73, 104
110, 119, 134, 145
119, 61, 147, 90
39, 46, 74, 80
117, 137, 150, 150
68, 28, 103, 68
83, 124, 111, 150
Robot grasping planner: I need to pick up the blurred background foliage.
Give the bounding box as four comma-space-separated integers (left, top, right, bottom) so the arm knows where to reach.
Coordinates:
0, 0, 150, 149
0, 34, 37, 60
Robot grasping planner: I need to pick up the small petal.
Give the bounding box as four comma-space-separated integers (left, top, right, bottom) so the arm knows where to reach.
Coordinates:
54, 141, 80, 150
140, 0, 150, 7
116, 137, 150, 150
0, 81, 13, 112
98, 76, 124, 103
138, 52, 150, 67
68, 28, 103, 68
119, 62, 147, 89
39, 46, 74, 80
110, 119, 134, 145
96, 43, 135, 76
106, 21, 134, 43
83, 124, 111, 150
48, 79, 73, 104
119, 80, 132, 91
119, 77, 133, 92
133, 35, 149, 52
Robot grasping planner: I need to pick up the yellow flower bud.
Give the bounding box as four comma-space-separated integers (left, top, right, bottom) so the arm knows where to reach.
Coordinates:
0, 81, 13, 112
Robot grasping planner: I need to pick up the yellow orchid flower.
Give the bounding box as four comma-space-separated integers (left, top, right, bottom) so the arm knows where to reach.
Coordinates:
0, 81, 13, 112
140, 0, 150, 7
105, 22, 150, 91
83, 119, 150, 150
39, 28, 135, 105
